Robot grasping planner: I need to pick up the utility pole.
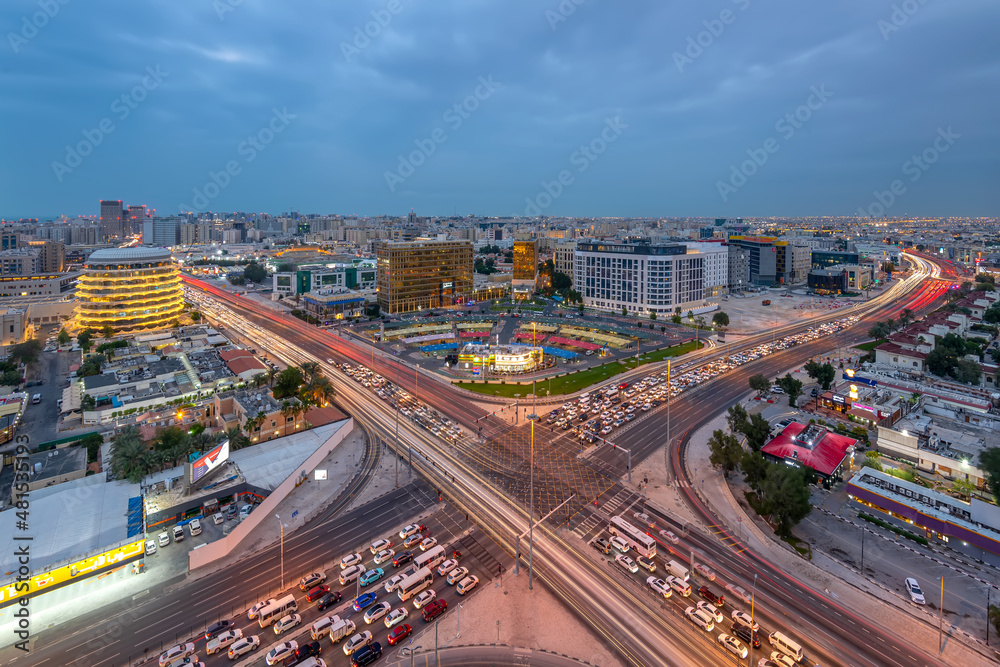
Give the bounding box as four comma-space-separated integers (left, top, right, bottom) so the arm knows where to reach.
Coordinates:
939, 576, 944, 653
394, 354, 401, 488
527, 383, 537, 591
275, 514, 284, 590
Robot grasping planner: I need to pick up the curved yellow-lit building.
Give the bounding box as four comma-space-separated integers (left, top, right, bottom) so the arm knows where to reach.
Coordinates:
75, 248, 183, 331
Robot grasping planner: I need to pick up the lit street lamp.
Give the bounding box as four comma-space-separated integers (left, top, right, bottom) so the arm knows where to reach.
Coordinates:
275, 514, 285, 590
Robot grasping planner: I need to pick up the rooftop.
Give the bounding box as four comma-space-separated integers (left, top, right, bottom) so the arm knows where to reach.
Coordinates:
86, 247, 173, 263
761, 421, 857, 477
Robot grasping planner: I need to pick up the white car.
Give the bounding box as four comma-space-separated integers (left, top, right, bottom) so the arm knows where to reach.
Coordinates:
696, 601, 723, 623
340, 563, 365, 585
731, 610, 759, 631
609, 536, 629, 553
158, 532, 170, 547
384, 607, 408, 628
905, 577, 926, 605
413, 589, 437, 609
159, 644, 195, 666
374, 548, 395, 565
370, 538, 391, 554
248, 598, 276, 620
227, 635, 260, 660
265, 641, 297, 665
364, 601, 392, 624
419, 536, 438, 551
437, 558, 458, 576
206, 629, 242, 654
384, 573, 406, 593
693, 563, 716, 581
446, 566, 469, 585
457, 575, 479, 594
646, 576, 672, 598
341, 552, 363, 569
272, 613, 301, 635
399, 524, 421, 539
298, 572, 326, 590
343, 631, 373, 656
615, 554, 638, 574
718, 633, 748, 659
145, 540, 157, 556
770, 651, 797, 667
659, 529, 679, 544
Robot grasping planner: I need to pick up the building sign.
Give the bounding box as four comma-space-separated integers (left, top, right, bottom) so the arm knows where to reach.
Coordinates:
314, 469, 327, 480
843, 371, 878, 387
191, 440, 230, 484
442, 282, 453, 289
0, 539, 145, 609
833, 395, 845, 404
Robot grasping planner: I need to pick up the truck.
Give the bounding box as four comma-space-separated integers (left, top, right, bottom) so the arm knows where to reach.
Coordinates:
761, 299, 771, 306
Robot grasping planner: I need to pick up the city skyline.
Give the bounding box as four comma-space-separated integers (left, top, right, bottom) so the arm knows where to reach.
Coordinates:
2, 1, 997, 219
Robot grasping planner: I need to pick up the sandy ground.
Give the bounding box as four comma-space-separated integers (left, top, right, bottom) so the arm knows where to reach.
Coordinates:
714, 289, 871, 334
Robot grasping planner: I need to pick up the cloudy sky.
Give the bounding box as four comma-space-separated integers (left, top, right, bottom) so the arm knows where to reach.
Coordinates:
2, 0, 997, 219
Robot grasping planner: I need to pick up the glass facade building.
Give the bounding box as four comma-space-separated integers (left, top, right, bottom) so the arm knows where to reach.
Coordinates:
376, 239, 474, 314
75, 248, 183, 331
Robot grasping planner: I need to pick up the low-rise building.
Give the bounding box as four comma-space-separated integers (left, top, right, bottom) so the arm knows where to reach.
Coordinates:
760, 421, 858, 484
302, 291, 366, 321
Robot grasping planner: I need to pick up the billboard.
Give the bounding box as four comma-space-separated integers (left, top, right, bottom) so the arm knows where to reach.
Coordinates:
191, 440, 230, 484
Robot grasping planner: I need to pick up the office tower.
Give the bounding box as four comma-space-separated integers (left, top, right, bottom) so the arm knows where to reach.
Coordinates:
127, 205, 147, 236
76, 248, 183, 331
376, 239, 473, 314
100, 200, 124, 240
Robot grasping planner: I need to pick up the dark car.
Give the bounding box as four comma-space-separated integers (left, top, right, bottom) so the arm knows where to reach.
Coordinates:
293, 641, 322, 660
731, 623, 761, 649
306, 584, 330, 602
422, 599, 448, 622
392, 550, 413, 568
387, 623, 412, 646
316, 591, 342, 611
698, 586, 725, 607
592, 537, 612, 555
351, 641, 383, 667
810, 387, 819, 397
204, 619, 231, 640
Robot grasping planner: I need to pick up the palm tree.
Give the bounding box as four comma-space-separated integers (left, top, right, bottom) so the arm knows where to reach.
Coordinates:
300, 361, 321, 384
266, 367, 279, 388
243, 410, 266, 439
899, 308, 913, 327
886, 317, 896, 332
302, 377, 335, 407
225, 426, 249, 450
251, 373, 267, 389
109, 427, 153, 483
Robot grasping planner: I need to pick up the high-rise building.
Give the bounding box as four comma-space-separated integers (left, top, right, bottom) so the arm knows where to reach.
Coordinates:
75, 248, 183, 331
26, 240, 65, 272
0, 232, 18, 250
727, 244, 749, 293
775, 242, 812, 285
0, 249, 39, 276
729, 236, 777, 285
100, 200, 124, 240
127, 205, 147, 236
574, 241, 703, 316
178, 223, 215, 245
684, 242, 729, 297
142, 217, 181, 247
554, 240, 578, 277
376, 239, 474, 314
512, 237, 538, 300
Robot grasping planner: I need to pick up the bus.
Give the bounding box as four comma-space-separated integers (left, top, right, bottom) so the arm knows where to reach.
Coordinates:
257, 594, 297, 627
413, 545, 446, 572
608, 516, 657, 559
397, 567, 434, 602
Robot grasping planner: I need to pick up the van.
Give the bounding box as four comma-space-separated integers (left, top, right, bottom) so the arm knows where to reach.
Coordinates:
328, 618, 356, 644
311, 614, 341, 640
188, 519, 202, 537
31, 394, 41, 404
768, 631, 804, 663
667, 576, 691, 597
684, 606, 714, 632
665, 559, 689, 581
172, 525, 185, 542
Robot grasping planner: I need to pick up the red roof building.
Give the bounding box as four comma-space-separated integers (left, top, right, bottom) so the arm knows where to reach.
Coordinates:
760, 422, 858, 482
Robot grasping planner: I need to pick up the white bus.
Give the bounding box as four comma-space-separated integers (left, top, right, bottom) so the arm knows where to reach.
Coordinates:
413, 545, 446, 572
609, 516, 657, 558
257, 594, 297, 627
397, 567, 434, 602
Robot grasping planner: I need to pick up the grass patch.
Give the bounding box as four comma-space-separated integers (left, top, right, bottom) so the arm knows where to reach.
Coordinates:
859, 512, 928, 546
781, 535, 812, 559
454, 340, 702, 397
853, 340, 883, 352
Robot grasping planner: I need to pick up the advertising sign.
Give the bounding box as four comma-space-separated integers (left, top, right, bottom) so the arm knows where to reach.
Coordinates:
191, 440, 230, 484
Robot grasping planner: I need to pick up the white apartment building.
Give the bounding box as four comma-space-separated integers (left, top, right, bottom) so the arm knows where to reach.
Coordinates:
554, 240, 577, 277
574, 241, 704, 316
684, 242, 729, 298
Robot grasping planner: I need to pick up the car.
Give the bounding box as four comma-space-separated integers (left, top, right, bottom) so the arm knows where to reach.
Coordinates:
698, 586, 724, 607
292, 641, 322, 661
696, 601, 723, 623
402, 533, 423, 548
413, 589, 437, 609
272, 613, 301, 635
227, 635, 260, 660
693, 563, 716, 581
421, 599, 448, 622
905, 577, 926, 605
718, 633, 749, 659
204, 620, 232, 641
353, 592, 378, 611
446, 566, 469, 585
392, 550, 414, 567
810, 387, 819, 397
592, 537, 612, 555
299, 572, 327, 591
659, 529, 679, 544
384, 606, 408, 628
248, 598, 276, 620
615, 554, 638, 574
265, 641, 298, 665
206, 629, 242, 655
456, 575, 479, 595
145, 540, 157, 556
374, 548, 395, 565
341, 553, 363, 569
239, 505, 253, 520
731, 610, 759, 631
364, 601, 392, 624
387, 623, 413, 645
384, 573, 406, 593
609, 536, 629, 553
647, 577, 672, 598
636, 555, 656, 572
667, 576, 692, 597
360, 568, 384, 587
419, 536, 438, 551
731, 623, 761, 649
343, 631, 373, 656
437, 558, 459, 576
351, 641, 383, 666
341, 563, 365, 585
769, 651, 797, 667
771, 386, 785, 394
317, 590, 343, 611
370, 538, 391, 554
306, 584, 330, 602
158, 532, 170, 547
160, 643, 195, 666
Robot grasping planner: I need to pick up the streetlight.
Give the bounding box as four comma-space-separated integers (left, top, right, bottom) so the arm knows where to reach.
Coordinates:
401, 644, 423, 667
750, 573, 758, 663
275, 514, 285, 590
527, 378, 537, 591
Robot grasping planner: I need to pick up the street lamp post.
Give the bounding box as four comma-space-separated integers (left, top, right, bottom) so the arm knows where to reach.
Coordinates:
750, 573, 758, 663
394, 354, 401, 488
528, 379, 537, 591
275, 514, 284, 590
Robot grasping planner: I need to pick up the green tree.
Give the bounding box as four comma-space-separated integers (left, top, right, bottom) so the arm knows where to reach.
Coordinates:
80, 432, 104, 463
804, 360, 837, 391
986, 304, 1000, 324
953, 358, 982, 385
57, 328, 71, 345
243, 261, 267, 284
109, 426, 153, 484
712, 311, 730, 328
228, 274, 246, 286
898, 308, 913, 327
742, 413, 772, 452
776, 373, 803, 407
551, 271, 572, 290
622, 306, 628, 317
867, 321, 890, 340
8, 340, 42, 365
671, 313, 682, 324
299, 361, 321, 384
277, 262, 297, 273
979, 447, 1000, 503
190, 311, 201, 322
251, 372, 267, 389
273, 366, 304, 399
708, 429, 743, 478
649, 311, 657, 321
578, 302, 584, 313
1, 369, 20, 386
102, 324, 115, 338
989, 604, 1000, 640
741, 450, 769, 496
81, 394, 96, 411
225, 426, 251, 450
760, 464, 812, 537
726, 404, 749, 434
748, 374, 771, 397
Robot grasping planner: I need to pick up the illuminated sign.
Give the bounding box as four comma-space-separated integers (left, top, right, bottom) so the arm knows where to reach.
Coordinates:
833, 395, 845, 404
314, 469, 328, 480
191, 440, 230, 484
442, 282, 453, 289
0, 539, 145, 609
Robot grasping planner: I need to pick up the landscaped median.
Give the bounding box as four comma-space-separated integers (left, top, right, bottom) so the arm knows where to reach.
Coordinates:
452, 340, 702, 398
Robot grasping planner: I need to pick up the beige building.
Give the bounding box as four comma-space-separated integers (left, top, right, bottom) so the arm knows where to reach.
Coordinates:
554, 240, 577, 278
26, 240, 65, 273
0, 308, 31, 355
376, 238, 473, 314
